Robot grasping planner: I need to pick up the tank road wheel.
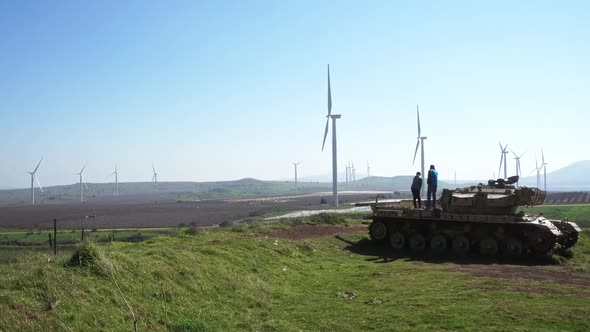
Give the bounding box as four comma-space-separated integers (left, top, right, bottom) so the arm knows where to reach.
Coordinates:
388, 232, 406, 249
451, 235, 470, 256
369, 221, 387, 241
501, 238, 524, 257
430, 234, 448, 255
528, 231, 556, 254
479, 236, 499, 256
409, 233, 426, 252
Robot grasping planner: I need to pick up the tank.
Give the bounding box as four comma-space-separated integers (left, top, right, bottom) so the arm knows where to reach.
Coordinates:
367, 176, 582, 256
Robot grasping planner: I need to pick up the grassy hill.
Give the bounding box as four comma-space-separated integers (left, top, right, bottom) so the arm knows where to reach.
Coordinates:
1, 216, 589, 331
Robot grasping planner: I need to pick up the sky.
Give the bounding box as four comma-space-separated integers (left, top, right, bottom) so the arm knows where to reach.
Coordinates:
0, 0, 589, 188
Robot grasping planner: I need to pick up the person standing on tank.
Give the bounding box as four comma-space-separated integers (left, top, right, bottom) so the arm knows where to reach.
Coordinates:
411, 172, 422, 208
426, 165, 438, 208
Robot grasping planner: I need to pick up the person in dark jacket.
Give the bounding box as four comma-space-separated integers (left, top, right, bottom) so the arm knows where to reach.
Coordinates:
426, 165, 439, 208
411, 172, 422, 208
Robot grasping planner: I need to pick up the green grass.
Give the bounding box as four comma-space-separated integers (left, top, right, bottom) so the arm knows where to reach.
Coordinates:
520, 204, 590, 226
0, 228, 176, 246
0, 219, 589, 331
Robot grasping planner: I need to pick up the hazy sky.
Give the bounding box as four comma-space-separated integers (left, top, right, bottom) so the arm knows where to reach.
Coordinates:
1, 0, 589, 188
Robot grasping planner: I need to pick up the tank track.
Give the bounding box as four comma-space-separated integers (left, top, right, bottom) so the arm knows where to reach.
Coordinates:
368, 215, 580, 256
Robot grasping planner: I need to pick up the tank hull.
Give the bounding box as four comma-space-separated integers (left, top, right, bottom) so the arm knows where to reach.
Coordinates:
368, 204, 580, 256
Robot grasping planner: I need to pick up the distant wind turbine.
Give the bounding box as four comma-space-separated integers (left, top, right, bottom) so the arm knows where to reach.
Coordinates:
321, 64, 341, 206
530, 157, 541, 188
77, 162, 89, 202
412, 105, 427, 196
541, 150, 548, 192
366, 161, 371, 178
498, 141, 509, 179
27, 157, 44, 205
152, 164, 158, 189
511, 150, 525, 186
292, 162, 302, 193
111, 165, 119, 196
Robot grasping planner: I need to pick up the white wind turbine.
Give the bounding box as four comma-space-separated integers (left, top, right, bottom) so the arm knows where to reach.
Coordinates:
152, 164, 158, 189
27, 157, 44, 205
111, 165, 119, 196
321, 64, 341, 207
498, 141, 509, 179
77, 162, 89, 202
511, 150, 525, 186
541, 150, 548, 192
412, 105, 427, 196
344, 163, 349, 185
292, 161, 302, 193
530, 157, 541, 188
366, 161, 371, 178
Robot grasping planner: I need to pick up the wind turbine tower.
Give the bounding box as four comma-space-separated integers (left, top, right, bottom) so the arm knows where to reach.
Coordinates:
412, 105, 427, 196
321, 64, 341, 207
152, 164, 158, 190
292, 162, 302, 193
111, 165, 119, 196
367, 161, 371, 178
77, 162, 89, 202
541, 150, 548, 192
27, 157, 44, 205
498, 142, 509, 179
511, 150, 525, 186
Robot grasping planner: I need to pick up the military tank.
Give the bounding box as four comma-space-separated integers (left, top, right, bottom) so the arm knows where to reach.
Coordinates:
367, 176, 581, 256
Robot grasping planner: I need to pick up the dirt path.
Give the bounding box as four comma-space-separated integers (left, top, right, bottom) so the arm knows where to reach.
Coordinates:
262, 224, 368, 240
456, 264, 590, 288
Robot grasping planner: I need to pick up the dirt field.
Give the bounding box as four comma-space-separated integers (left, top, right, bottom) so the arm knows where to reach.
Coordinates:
0, 193, 380, 229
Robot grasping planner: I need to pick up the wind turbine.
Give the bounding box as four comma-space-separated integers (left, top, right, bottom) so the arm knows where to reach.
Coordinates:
111, 165, 119, 196
321, 64, 341, 207
77, 162, 89, 202
541, 150, 548, 192
27, 157, 44, 204
152, 164, 158, 189
512, 150, 525, 186
498, 141, 509, 179
292, 162, 302, 193
412, 105, 427, 196
352, 161, 356, 183
366, 161, 371, 178
344, 163, 349, 185
530, 157, 541, 188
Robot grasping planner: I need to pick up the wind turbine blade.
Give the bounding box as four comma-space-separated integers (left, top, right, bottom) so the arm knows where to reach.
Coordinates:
412, 139, 420, 165
416, 105, 421, 137
152, 163, 156, 174
498, 141, 503, 151
327, 64, 332, 116
152, 174, 156, 182
35, 175, 43, 192
84, 181, 89, 189
321, 118, 329, 151
33, 156, 44, 173
80, 162, 88, 173
542, 149, 545, 165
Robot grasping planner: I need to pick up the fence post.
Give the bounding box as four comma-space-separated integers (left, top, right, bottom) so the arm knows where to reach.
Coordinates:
48, 233, 53, 253
53, 218, 57, 255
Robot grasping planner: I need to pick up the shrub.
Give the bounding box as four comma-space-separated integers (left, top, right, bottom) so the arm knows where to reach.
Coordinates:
65, 241, 110, 276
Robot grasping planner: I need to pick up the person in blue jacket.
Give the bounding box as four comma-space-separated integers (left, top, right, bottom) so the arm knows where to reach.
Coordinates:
426, 165, 438, 208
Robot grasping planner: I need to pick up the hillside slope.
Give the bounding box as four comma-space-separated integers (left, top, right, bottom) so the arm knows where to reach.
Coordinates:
1, 219, 589, 331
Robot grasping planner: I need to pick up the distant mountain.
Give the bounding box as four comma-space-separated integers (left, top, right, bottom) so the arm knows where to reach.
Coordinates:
519, 160, 590, 191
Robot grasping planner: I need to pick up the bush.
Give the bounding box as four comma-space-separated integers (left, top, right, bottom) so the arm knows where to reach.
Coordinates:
66, 241, 110, 276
